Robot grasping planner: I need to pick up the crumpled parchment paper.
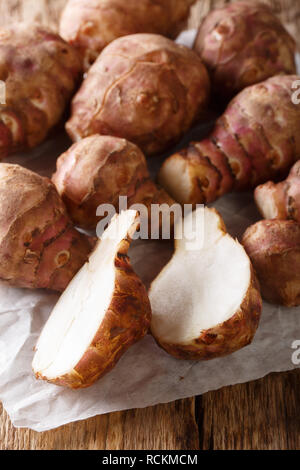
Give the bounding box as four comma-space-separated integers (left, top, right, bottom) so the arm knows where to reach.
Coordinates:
0, 31, 299, 432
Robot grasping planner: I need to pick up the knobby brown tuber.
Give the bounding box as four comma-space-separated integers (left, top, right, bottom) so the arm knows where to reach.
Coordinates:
242, 219, 300, 307
52, 135, 175, 230
194, 1, 296, 101
0, 24, 82, 159
255, 160, 300, 223
159, 75, 300, 205
0, 164, 93, 291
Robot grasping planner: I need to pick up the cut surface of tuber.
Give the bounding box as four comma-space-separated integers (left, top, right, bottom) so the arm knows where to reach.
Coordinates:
149, 207, 262, 360
33, 210, 151, 388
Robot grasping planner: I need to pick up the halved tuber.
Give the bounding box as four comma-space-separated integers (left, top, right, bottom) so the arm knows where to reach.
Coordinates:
149, 207, 262, 360
32, 210, 151, 389
242, 219, 300, 307
60, 0, 196, 70
255, 160, 300, 223
159, 75, 300, 205
0, 23, 82, 158
66, 34, 210, 156
194, 1, 296, 101
0, 164, 93, 291
52, 135, 174, 230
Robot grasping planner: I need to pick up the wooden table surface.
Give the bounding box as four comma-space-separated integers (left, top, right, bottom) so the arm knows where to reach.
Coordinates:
0, 0, 299, 450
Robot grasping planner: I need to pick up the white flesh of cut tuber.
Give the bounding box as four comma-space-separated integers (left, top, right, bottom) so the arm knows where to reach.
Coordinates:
149, 207, 262, 360
32, 210, 151, 389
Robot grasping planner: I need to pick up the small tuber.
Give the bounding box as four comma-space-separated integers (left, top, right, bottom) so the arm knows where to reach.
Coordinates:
242, 219, 300, 307
255, 160, 300, 223
0, 23, 82, 158
0, 164, 93, 291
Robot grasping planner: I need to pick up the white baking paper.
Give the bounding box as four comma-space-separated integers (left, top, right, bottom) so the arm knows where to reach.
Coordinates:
0, 31, 299, 432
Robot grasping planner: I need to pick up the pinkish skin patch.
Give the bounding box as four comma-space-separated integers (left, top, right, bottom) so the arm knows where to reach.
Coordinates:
36, 225, 77, 290
213, 122, 251, 178
28, 215, 69, 253
213, 119, 252, 189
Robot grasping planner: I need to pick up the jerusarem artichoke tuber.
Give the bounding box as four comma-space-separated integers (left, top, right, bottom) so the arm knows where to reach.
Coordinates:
194, 1, 296, 101
52, 135, 175, 230
158, 75, 300, 206
66, 34, 210, 156
242, 219, 300, 307
0, 23, 82, 159
0, 164, 94, 291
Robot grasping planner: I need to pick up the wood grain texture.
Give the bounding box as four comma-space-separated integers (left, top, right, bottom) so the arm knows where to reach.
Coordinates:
0, 0, 299, 451
199, 370, 300, 450
0, 398, 199, 450
1, 370, 299, 450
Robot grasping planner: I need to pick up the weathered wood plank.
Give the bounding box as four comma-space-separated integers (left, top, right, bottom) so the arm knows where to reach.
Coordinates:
199, 370, 300, 450
0, 398, 199, 450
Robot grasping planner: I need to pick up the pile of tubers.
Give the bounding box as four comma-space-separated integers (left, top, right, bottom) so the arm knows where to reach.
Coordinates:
0, 0, 299, 389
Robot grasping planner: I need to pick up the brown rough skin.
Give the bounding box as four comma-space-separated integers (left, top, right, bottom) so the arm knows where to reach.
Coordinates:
194, 1, 296, 101
52, 135, 175, 230
0, 164, 93, 291
0, 23, 82, 159
60, 0, 196, 70
255, 160, 300, 223
158, 75, 300, 205
35, 217, 152, 389
242, 219, 300, 307
66, 34, 210, 156
152, 267, 261, 361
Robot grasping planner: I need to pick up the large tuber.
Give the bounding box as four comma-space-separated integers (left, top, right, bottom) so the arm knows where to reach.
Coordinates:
158, 75, 300, 205
255, 160, 300, 223
0, 164, 93, 291
66, 34, 210, 156
242, 219, 300, 307
194, 1, 296, 101
52, 135, 175, 230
